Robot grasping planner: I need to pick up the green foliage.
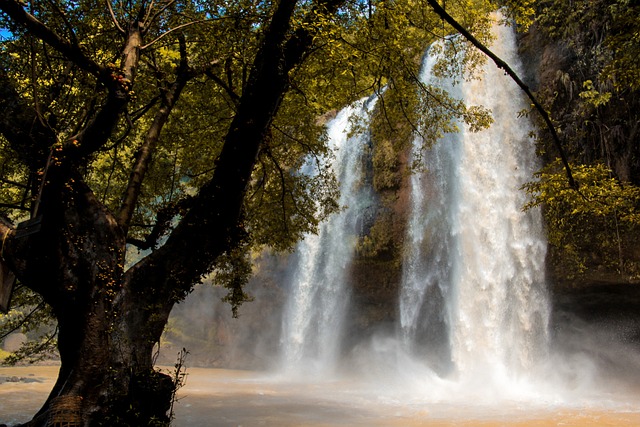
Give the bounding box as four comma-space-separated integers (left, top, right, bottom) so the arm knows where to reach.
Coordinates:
214, 242, 255, 318
522, 0, 640, 282
601, 0, 640, 92
0, 0, 554, 369
524, 160, 640, 279
372, 138, 400, 191
498, 0, 538, 29
533, 0, 640, 185
356, 210, 396, 258
579, 80, 612, 107
0, 0, 513, 257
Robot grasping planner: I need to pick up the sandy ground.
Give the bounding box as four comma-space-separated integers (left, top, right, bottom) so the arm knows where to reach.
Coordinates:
3, 366, 640, 427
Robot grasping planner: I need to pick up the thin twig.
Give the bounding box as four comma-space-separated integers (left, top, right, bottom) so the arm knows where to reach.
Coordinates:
106, 0, 126, 34
141, 19, 208, 49
0, 301, 46, 340
143, 0, 177, 30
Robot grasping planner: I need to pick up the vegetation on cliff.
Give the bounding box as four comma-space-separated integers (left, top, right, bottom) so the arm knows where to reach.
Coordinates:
521, 0, 640, 283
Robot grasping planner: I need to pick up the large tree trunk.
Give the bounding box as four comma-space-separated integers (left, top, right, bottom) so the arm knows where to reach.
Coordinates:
0, 0, 347, 424
8, 173, 175, 426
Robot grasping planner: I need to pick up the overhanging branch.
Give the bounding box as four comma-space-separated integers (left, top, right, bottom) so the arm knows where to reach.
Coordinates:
126, 0, 348, 298
425, 0, 577, 189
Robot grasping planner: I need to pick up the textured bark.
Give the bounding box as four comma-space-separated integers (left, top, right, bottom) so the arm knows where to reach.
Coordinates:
0, 0, 346, 424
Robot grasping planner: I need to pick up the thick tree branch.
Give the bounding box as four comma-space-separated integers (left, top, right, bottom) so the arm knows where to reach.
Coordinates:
426, 0, 577, 189
0, 0, 105, 77
0, 1, 146, 165
125, 196, 194, 250
127, 0, 347, 297
63, 27, 143, 162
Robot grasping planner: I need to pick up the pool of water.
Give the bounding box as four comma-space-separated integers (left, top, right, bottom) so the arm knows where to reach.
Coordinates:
3, 366, 640, 427
172, 368, 640, 427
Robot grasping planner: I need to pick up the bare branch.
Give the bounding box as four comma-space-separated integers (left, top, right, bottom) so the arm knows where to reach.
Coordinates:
141, 19, 208, 50
142, 0, 157, 27
106, 0, 126, 34
143, 0, 176, 31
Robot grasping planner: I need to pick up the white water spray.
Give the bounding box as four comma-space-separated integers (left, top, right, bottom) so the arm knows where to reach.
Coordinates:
399, 22, 550, 388
279, 97, 376, 376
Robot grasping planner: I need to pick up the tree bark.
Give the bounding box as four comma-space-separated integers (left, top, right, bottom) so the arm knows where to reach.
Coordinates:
0, 0, 346, 424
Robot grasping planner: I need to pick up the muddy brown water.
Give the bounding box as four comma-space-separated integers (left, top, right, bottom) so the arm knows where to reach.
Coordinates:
3, 366, 640, 427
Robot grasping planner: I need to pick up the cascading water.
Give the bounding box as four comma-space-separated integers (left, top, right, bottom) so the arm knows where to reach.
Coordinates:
279, 97, 376, 376
399, 21, 550, 388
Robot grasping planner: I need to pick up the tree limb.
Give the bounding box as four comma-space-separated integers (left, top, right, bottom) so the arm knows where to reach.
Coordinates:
143, 0, 177, 31
141, 19, 209, 50
106, 0, 127, 34
126, 0, 349, 299
205, 68, 240, 106
0, 0, 105, 78
425, 0, 577, 189
63, 28, 144, 162
116, 34, 190, 232
45, 0, 80, 45
125, 196, 194, 250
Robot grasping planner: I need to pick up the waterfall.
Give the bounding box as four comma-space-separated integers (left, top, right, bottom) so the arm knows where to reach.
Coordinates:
399, 22, 550, 384
279, 97, 376, 376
